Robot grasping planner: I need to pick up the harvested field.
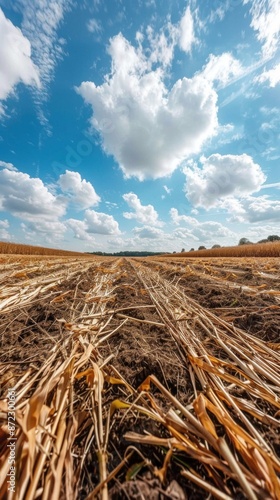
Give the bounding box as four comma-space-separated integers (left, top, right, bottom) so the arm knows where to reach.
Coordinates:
0, 255, 280, 499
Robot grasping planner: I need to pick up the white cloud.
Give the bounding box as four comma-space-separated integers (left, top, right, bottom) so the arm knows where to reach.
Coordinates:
208, 3, 228, 23
201, 53, 243, 88
133, 226, 164, 239
184, 154, 266, 208
66, 219, 95, 241
0, 219, 9, 229
170, 208, 198, 226
244, 0, 280, 57
21, 220, 66, 240
16, 0, 72, 126
77, 24, 218, 180
178, 6, 196, 53
171, 208, 234, 243
58, 170, 101, 209
0, 160, 17, 171
123, 192, 162, 226
146, 5, 197, 66
87, 18, 102, 34
0, 8, 40, 108
146, 23, 177, 67
173, 228, 199, 241
255, 62, 280, 87
0, 219, 10, 239
0, 167, 66, 220
85, 210, 121, 235
163, 185, 172, 195
224, 195, 280, 223
0, 222, 10, 240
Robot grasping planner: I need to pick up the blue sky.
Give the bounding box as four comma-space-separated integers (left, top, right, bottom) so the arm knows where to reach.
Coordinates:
0, 0, 279, 252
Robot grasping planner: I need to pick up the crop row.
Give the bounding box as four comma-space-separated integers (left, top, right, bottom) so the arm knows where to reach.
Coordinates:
0, 256, 279, 499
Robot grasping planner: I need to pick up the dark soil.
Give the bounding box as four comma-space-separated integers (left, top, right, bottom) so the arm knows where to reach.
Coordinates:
1, 256, 279, 499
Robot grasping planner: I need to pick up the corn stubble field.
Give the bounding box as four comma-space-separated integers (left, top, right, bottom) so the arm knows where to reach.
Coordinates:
0, 246, 280, 499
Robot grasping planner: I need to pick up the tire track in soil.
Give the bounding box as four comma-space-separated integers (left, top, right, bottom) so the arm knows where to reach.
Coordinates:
101, 259, 193, 399
100, 259, 201, 499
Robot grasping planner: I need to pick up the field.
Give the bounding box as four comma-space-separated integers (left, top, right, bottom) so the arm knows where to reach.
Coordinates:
0, 254, 280, 499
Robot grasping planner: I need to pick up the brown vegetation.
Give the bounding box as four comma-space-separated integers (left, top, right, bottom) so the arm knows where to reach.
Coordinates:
0, 255, 279, 499
173, 241, 280, 258
0, 241, 85, 256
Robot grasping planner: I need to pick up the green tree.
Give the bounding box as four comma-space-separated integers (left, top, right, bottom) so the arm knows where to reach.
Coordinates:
267, 235, 280, 242
238, 238, 252, 246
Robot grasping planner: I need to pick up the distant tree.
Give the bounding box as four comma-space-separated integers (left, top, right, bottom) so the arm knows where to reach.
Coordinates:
238, 238, 253, 246
189, 248, 195, 252
267, 235, 280, 242
198, 245, 206, 250
212, 244, 221, 249
181, 248, 185, 253
173, 251, 176, 253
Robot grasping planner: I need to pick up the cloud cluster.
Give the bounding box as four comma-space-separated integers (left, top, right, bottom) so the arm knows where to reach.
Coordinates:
0, 161, 17, 171
59, 170, 101, 209
133, 226, 164, 239
0, 219, 10, 240
223, 195, 280, 223
85, 210, 121, 235
77, 5, 218, 180
245, 0, 280, 57
170, 208, 234, 242
179, 6, 196, 53
123, 192, 162, 225
0, 167, 66, 220
15, 0, 72, 126
0, 163, 117, 245
184, 154, 266, 208
256, 63, 280, 87
201, 53, 243, 88
66, 209, 121, 241
0, 8, 40, 111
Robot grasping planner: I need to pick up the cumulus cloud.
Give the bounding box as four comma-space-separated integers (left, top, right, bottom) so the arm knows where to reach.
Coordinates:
0, 167, 66, 220
244, 0, 280, 57
0, 219, 9, 229
67, 210, 121, 241
184, 154, 266, 208
178, 6, 196, 53
224, 195, 280, 223
123, 192, 162, 226
77, 13, 218, 180
133, 226, 164, 239
21, 220, 66, 242
170, 208, 198, 226
66, 219, 95, 241
0, 161, 17, 171
255, 62, 280, 87
0, 8, 40, 108
85, 210, 121, 235
0, 219, 10, 240
170, 208, 234, 242
58, 170, 101, 209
